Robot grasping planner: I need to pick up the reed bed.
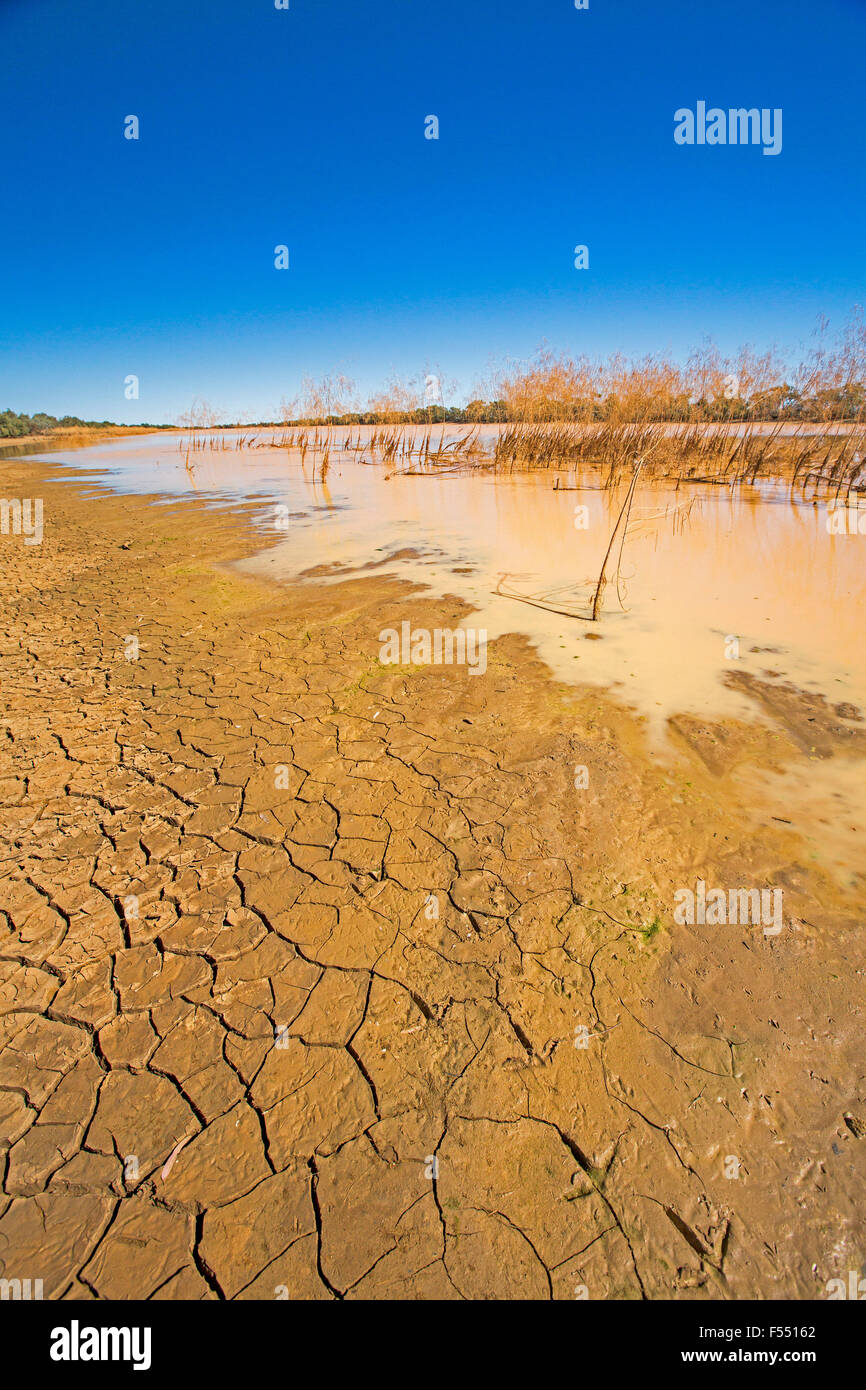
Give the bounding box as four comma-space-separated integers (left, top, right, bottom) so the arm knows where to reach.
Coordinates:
175, 417, 865, 496
486, 418, 866, 496
174, 314, 866, 494
479, 327, 866, 494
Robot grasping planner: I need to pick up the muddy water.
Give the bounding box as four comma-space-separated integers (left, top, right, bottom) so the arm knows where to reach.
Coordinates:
256, 471, 865, 730
31, 430, 866, 722
27, 429, 866, 878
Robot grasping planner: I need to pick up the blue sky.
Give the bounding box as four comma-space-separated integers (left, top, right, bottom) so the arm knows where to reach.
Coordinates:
1, 0, 864, 423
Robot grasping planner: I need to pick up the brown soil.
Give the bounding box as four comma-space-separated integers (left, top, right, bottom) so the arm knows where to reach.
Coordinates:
0, 458, 863, 1301
0, 427, 166, 451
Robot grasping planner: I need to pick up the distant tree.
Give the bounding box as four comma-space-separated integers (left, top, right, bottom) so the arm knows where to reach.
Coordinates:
29, 412, 58, 433
0, 409, 31, 437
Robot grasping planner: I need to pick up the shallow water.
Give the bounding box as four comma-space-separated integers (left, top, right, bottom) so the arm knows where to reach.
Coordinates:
30, 430, 864, 725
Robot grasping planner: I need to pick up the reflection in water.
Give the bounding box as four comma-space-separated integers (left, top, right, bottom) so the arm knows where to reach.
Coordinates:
24, 429, 866, 729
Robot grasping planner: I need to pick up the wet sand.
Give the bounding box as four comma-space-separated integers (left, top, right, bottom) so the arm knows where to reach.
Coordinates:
0, 454, 863, 1300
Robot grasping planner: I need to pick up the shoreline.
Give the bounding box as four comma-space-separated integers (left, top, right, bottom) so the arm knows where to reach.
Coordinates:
0, 426, 169, 451
0, 457, 863, 1300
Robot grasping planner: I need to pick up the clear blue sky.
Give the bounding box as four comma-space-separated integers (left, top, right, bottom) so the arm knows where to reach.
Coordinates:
1, 0, 863, 423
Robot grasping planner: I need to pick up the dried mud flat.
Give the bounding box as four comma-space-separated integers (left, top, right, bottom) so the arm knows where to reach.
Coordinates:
0, 458, 863, 1301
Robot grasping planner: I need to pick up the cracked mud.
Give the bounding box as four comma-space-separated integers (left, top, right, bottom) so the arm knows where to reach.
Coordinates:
1, 459, 863, 1300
